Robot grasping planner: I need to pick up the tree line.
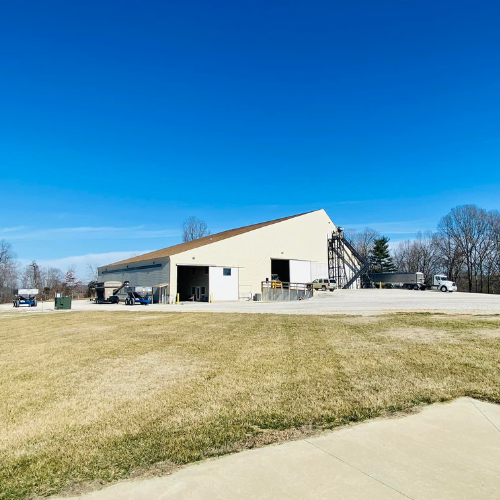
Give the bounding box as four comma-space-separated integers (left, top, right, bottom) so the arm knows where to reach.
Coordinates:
0, 241, 92, 303
0, 214, 209, 304
1, 206, 499, 302
348, 204, 500, 293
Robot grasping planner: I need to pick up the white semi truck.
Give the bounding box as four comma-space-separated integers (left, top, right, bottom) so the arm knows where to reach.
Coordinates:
364, 272, 457, 292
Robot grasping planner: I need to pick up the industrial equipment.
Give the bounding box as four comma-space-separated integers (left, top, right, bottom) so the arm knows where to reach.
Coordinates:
13, 289, 39, 307
327, 230, 458, 292
363, 272, 457, 292
124, 286, 152, 305
93, 281, 129, 304
327, 228, 370, 289
270, 274, 282, 289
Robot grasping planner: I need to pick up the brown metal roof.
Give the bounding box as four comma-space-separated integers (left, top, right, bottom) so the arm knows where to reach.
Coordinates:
103, 210, 318, 268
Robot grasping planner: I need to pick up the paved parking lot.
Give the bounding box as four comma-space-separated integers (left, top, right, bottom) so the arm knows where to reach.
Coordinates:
1, 289, 499, 315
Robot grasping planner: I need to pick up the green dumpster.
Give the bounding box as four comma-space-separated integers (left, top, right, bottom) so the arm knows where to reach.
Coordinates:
55, 296, 72, 310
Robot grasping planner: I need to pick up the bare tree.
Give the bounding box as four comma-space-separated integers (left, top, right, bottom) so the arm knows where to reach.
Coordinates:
64, 266, 82, 298
0, 240, 18, 303
437, 205, 489, 292
392, 232, 439, 282
86, 262, 99, 283
21, 260, 42, 289
432, 231, 464, 284
345, 228, 379, 262
43, 266, 65, 290
65, 267, 77, 284
482, 210, 500, 293
402, 205, 500, 294
182, 216, 211, 242
412, 232, 440, 282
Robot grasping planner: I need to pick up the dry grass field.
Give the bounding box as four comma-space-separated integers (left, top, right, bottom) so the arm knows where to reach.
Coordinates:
1, 311, 500, 500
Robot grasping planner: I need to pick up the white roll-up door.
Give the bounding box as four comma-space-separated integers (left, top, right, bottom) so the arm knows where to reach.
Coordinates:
311, 263, 328, 281
289, 260, 311, 283
209, 267, 239, 301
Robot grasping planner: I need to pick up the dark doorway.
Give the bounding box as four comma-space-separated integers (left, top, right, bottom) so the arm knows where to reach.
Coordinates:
271, 259, 290, 282
177, 265, 209, 301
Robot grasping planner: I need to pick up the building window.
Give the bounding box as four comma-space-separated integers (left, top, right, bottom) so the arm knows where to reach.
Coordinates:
191, 267, 196, 275
204, 267, 209, 274
223, 268, 231, 276
191, 287, 195, 295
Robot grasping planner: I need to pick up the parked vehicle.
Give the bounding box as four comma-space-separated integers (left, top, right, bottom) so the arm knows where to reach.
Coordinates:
13, 288, 39, 307
92, 281, 129, 304
363, 272, 457, 292
124, 286, 152, 305
312, 278, 336, 291
427, 274, 458, 292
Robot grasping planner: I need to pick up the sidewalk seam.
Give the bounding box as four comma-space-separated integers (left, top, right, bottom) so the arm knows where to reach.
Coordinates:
469, 398, 500, 434
304, 440, 414, 499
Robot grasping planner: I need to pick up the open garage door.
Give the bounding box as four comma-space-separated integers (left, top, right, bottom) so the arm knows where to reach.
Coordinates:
271, 259, 290, 282
289, 260, 311, 283
177, 265, 209, 301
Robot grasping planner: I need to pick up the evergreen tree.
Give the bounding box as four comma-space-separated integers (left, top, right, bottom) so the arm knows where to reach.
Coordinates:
370, 237, 396, 273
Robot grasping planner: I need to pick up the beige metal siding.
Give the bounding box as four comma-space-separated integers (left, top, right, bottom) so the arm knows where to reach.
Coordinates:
170, 210, 337, 300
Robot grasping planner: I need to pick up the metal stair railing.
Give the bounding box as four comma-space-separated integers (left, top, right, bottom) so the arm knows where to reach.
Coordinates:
328, 232, 370, 289
343, 259, 370, 289
341, 236, 365, 264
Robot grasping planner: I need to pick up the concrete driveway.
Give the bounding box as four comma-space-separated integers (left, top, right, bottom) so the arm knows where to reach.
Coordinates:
3, 289, 500, 316
54, 398, 500, 499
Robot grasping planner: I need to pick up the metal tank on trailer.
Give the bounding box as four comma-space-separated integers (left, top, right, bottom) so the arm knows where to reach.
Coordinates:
92, 281, 129, 304
124, 286, 153, 305
13, 289, 39, 307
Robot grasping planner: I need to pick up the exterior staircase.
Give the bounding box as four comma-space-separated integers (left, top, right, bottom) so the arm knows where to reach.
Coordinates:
327, 230, 370, 289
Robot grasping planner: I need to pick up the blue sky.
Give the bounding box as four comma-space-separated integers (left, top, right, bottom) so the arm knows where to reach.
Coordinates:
1, 0, 499, 278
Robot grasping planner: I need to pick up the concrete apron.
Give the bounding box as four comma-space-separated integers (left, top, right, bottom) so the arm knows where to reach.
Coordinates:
53, 398, 500, 500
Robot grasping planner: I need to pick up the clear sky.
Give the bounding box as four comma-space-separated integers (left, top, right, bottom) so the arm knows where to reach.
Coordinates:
1, 0, 499, 278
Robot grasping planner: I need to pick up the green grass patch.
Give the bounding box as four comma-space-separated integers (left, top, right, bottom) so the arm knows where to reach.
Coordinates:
1, 311, 499, 499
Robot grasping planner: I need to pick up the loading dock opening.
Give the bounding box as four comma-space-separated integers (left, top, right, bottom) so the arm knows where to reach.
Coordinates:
177, 265, 209, 301
271, 259, 290, 282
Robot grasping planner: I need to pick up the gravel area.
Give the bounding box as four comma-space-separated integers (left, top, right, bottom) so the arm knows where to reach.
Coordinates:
1, 289, 499, 316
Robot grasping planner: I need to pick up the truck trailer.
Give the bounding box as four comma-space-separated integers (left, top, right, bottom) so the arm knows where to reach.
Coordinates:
93, 281, 129, 304
364, 272, 457, 292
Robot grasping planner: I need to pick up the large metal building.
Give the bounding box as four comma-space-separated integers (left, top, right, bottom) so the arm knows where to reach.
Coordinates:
97, 209, 359, 303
